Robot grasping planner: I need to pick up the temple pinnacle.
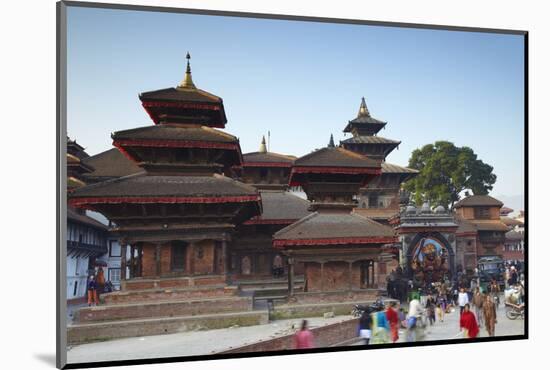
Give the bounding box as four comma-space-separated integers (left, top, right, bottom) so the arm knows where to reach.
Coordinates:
259, 135, 267, 153
178, 52, 196, 89
357, 97, 370, 117
328, 134, 335, 148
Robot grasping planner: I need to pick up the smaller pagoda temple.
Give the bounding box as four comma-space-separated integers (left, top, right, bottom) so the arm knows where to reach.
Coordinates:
273, 137, 397, 301
341, 98, 418, 222
229, 137, 310, 280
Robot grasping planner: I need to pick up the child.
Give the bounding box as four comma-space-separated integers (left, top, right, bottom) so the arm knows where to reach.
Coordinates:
436, 303, 444, 322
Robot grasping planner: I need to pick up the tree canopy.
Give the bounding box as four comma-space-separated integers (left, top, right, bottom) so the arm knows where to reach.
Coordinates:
403, 141, 497, 208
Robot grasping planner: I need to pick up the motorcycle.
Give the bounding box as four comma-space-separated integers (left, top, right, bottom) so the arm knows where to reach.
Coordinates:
352, 299, 385, 317
505, 302, 524, 320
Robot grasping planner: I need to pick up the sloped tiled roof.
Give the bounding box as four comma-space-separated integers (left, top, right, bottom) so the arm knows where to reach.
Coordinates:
470, 220, 510, 232
381, 162, 419, 174
112, 124, 238, 143
454, 195, 504, 208
67, 208, 108, 230
243, 151, 296, 165
70, 173, 258, 199
295, 147, 379, 168
82, 148, 142, 180
257, 191, 310, 221
501, 217, 524, 228
505, 230, 524, 240
139, 87, 222, 103
273, 212, 396, 241
341, 136, 400, 145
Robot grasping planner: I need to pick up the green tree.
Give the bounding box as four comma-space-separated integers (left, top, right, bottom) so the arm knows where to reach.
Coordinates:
404, 141, 497, 208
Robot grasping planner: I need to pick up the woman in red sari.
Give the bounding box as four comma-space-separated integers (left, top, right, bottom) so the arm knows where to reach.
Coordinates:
459, 303, 479, 338
386, 301, 400, 343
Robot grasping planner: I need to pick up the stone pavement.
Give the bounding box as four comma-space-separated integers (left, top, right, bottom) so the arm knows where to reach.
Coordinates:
351, 301, 524, 345
66, 314, 350, 364
66, 301, 524, 364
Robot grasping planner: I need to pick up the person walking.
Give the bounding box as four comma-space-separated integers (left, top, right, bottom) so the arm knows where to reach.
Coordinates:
96, 267, 105, 300
435, 303, 444, 322
406, 298, 425, 342
459, 304, 479, 338
294, 320, 314, 349
358, 310, 373, 345
86, 275, 98, 306
509, 266, 518, 286
386, 301, 400, 343
372, 307, 389, 344
483, 295, 497, 337
472, 288, 484, 327
458, 288, 469, 315
425, 295, 436, 326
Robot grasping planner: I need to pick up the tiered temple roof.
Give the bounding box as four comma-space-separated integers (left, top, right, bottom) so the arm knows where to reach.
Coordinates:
273, 212, 395, 248
454, 194, 504, 208
139, 53, 227, 127
82, 148, 142, 183
70, 54, 261, 238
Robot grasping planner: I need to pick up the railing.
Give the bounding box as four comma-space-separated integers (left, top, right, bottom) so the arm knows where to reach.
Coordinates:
67, 240, 107, 255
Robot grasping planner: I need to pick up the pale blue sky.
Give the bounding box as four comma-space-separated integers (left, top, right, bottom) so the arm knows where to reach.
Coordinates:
67, 6, 525, 199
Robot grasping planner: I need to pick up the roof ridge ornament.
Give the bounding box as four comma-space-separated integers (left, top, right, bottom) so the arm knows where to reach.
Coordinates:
357, 97, 371, 118
178, 52, 197, 90
259, 135, 267, 153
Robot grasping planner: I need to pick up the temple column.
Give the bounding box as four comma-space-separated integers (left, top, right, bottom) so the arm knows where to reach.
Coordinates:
120, 241, 127, 289
288, 257, 295, 297
129, 245, 135, 279
348, 261, 353, 291
155, 243, 162, 278
139, 244, 143, 277
320, 262, 325, 292
221, 239, 227, 275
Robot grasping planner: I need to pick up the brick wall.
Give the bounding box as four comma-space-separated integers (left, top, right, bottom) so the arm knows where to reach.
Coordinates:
192, 240, 215, 274
306, 262, 353, 292
218, 317, 360, 354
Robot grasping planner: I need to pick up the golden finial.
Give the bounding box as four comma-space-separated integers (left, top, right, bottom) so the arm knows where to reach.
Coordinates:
358, 97, 370, 117
259, 135, 267, 153
178, 52, 196, 89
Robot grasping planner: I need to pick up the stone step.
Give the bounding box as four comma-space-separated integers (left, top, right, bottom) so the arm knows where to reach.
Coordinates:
67, 310, 269, 345
123, 275, 226, 291
75, 296, 253, 323
102, 284, 237, 305
235, 276, 305, 288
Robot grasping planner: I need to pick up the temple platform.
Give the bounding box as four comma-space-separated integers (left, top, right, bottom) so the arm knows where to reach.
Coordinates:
121, 275, 226, 291
75, 296, 253, 323
102, 284, 237, 305
67, 310, 269, 345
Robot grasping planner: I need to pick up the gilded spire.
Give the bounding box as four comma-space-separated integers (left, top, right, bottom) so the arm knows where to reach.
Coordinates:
259, 135, 267, 153
357, 97, 371, 117
178, 52, 196, 89
328, 134, 335, 148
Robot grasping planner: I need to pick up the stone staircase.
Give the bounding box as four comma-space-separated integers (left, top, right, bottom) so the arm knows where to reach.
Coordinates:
68, 277, 268, 345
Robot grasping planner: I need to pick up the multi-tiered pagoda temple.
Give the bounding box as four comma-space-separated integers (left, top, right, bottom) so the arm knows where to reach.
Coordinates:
341, 98, 418, 222
69, 54, 262, 288
273, 137, 397, 302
